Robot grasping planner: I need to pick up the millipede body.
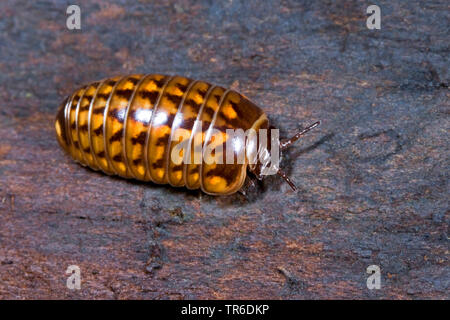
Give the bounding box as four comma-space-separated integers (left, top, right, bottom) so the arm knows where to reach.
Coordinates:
55, 74, 318, 195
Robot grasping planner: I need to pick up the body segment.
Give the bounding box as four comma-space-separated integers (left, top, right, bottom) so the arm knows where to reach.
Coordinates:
55, 74, 268, 195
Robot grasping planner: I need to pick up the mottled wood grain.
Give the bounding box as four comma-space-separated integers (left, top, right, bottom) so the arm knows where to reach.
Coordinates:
0, 0, 448, 299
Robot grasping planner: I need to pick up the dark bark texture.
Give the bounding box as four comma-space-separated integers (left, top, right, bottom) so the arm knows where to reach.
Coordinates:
0, 0, 448, 299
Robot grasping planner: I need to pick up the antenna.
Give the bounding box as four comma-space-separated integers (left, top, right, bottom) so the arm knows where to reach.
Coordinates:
280, 121, 320, 150
277, 169, 297, 191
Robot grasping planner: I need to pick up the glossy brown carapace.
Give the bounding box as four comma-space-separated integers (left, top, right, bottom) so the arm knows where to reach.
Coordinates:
55, 74, 274, 195
56, 74, 319, 195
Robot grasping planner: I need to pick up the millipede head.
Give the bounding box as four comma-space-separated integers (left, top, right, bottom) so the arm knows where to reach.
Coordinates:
249, 121, 321, 191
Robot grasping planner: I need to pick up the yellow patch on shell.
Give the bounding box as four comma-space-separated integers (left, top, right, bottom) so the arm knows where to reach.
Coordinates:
222, 105, 237, 119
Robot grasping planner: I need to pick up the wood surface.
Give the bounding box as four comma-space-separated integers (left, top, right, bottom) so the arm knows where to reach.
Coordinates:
0, 0, 448, 299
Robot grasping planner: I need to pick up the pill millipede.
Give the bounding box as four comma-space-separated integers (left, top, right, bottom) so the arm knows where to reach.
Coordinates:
55, 74, 319, 195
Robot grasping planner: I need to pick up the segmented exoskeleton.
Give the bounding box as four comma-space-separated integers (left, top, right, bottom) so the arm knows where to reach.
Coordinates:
55, 74, 319, 195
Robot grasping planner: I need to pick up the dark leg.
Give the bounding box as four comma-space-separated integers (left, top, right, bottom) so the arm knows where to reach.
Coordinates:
239, 176, 257, 196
